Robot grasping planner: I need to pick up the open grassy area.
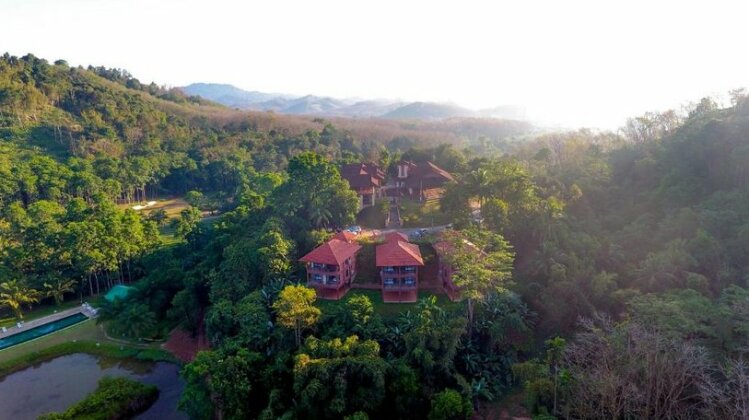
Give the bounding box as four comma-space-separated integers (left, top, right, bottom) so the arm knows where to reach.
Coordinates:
117, 197, 190, 218
0, 319, 175, 377
400, 199, 452, 228
356, 203, 387, 228
316, 289, 463, 320
0, 296, 105, 329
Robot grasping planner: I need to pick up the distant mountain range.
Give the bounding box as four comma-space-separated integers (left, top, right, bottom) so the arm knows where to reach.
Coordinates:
180, 83, 526, 121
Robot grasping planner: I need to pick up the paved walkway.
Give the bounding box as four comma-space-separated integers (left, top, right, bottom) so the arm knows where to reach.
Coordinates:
0, 306, 91, 339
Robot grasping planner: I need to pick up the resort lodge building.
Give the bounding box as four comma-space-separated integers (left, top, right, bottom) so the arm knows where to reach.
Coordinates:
340, 163, 386, 210
376, 232, 424, 303
433, 240, 462, 302
395, 160, 455, 202
299, 232, 362, 300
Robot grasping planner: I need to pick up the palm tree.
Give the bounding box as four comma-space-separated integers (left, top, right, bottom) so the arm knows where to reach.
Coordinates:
466, 169, 490, 211
44, 278, 77, 305
308, 197, 332, 228
0, 280, 40, 320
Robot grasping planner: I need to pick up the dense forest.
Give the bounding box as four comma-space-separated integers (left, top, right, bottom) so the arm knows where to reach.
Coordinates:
2, 53, 749, 419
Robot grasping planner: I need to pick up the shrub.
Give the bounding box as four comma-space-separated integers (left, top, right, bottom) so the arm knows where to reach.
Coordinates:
38, 377, 159, 419
428, 389, 473, 420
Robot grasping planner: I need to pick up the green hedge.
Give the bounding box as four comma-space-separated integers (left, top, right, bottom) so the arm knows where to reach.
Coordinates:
38, 377, 159, 420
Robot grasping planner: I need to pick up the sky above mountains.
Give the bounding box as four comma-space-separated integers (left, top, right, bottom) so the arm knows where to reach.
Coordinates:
3, 0, 748, 129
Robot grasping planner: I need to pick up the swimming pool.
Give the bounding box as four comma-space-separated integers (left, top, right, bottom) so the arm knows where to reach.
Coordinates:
0, 313, 89, 350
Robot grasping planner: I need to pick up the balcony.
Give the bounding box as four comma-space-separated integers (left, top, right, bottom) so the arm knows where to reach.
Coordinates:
383, 277, 417, 289
381, 266, 418, 276
308, 274, 341, 288
308, 263, 339, 273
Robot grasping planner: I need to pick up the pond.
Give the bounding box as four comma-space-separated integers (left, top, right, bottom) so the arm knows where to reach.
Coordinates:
0, 353, 188, 420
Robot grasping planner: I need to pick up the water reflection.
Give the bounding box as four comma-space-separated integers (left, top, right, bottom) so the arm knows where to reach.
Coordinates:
0, 353, 187, 420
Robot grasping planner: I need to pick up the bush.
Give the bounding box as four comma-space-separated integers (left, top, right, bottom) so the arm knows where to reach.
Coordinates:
428, 389, 473, 420
38, 377, 159, 419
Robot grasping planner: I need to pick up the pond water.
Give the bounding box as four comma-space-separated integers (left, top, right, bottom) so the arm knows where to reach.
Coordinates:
0, 353, 188, 420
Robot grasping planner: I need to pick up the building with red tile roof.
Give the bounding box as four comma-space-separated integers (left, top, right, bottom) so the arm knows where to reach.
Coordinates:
383, 231, 409, 243
333, 230, 358, 243
395, 160, 455, 201
376, 236, 424, 302
341, 163, 386, 210
433, 235, 483, 302
300, 238, 362, 300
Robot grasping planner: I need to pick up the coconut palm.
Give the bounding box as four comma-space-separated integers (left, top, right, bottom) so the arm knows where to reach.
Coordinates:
308, 197, 332, 228
0, 280, 40, 320
466, 168, 491, 211
44, 278, 77, 305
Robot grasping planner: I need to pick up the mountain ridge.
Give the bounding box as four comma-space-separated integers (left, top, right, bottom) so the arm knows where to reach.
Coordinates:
180, 82, 525, 121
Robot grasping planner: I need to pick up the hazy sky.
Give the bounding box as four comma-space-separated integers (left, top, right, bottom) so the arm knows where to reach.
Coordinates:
2, 0, 748, 128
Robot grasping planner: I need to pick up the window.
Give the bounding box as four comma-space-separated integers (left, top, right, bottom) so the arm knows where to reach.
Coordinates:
383, 266, 395, 273
384, 278, 396, 287
404, 277, 416, 287
313, 274, 322, 282
403, 266, 416, 273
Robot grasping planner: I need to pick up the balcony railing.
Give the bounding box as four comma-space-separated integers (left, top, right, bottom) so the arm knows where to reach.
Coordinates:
383, 277, 417, 289
309, 276, 342, 287
308, 263, 339, 273
381, 266, 418, 276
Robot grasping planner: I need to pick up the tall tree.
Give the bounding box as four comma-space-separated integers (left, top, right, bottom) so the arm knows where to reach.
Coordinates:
272, 285, 321, 348
0, 279, 40, 319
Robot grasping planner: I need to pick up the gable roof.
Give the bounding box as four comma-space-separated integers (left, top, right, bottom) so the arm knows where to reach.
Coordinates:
383, 231, 409, 243
333, 231, 357, 243
300, 239, 362, 266
434, 236, 483, 260
341, 163, 386, 189
376, 240, 424, 267
398, 161, 455, 187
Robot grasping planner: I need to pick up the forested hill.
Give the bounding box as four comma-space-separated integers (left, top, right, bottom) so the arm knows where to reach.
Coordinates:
0, 53, 532, 204
5, 51, 749, 418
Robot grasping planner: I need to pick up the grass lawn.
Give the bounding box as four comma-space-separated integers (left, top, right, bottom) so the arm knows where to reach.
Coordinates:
354, 242, 379, 284
0, 296, 105, 329
0, 319, 174, 377
356, 204, 387, 229
316, 289, 463, 320
117, 197, 190, 218
400, 199, 452, 228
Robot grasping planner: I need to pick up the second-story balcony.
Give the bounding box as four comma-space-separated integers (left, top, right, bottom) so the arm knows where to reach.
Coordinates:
383, 277, 417, 289
308, 263, 339, 273
381, 266, 418, 276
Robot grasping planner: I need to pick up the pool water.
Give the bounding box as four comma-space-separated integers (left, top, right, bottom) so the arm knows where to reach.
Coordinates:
0, 313, 88, 350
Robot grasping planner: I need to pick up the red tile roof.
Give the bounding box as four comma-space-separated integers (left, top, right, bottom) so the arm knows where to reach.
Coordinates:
341, 163, 386, 189
300, 239, 362, 266
333, 231, 357, 243
433, 240, 453, 257
383, 231, 409, 243
376, 240, 424, 267
399, 160, 455, 188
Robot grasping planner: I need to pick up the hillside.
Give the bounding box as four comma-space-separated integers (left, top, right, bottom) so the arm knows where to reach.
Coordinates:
5, 51, 749, 419
383, 101, 476, 119
0, 54, 533, 202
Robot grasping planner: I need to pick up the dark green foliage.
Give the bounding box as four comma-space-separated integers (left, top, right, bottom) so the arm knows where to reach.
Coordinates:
293, 336, 389, 418
428, 389, 472, 420
38, 377, 158, 420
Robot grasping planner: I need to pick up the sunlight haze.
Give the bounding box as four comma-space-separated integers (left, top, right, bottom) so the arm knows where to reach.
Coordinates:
2, 0, 748, 128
